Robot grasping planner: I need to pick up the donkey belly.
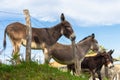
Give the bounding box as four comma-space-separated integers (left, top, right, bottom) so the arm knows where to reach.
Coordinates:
22, 39, 43, 50
53, 57, 75, 65
52, 53, 75, 65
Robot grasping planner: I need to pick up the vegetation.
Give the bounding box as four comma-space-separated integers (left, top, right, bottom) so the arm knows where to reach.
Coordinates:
0, 62, 89, 80
88, 45, 107, 55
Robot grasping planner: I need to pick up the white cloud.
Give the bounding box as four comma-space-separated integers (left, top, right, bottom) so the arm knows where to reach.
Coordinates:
59, 0, 120, 26
0, 0, 120, 26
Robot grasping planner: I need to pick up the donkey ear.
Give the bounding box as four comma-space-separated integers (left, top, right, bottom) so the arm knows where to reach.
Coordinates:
91, 33, 95, 38
61, 13, 65, 21
112, 49, 114, 53
111, 49, 114, 55
109, 49, 114, 55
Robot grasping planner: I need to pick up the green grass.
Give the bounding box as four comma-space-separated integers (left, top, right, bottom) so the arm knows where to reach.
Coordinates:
0, 62, 89, 80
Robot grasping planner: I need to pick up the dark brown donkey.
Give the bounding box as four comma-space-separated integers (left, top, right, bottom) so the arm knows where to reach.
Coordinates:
46, 33, 99, 64
67, 50, 114, 80
2, 13, 76, 63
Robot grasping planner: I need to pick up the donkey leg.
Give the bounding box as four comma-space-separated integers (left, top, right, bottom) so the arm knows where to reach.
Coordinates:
12, 41, 21, 64
15, 45, 21, 64
67, 65, 72, 73
43, 48, 51, 64
96, 71, 102, 80
67, 64, 76, 75
91, 70, 96, 80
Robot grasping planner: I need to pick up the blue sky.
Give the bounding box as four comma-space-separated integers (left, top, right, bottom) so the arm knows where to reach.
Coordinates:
0, 0, 120, 63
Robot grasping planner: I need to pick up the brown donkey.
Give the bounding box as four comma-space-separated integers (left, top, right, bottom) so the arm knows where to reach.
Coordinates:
2, 13, 76, 63
46, 33, 99, 64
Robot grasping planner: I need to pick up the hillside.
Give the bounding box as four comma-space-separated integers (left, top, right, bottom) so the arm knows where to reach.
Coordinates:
0, 62, 89, 80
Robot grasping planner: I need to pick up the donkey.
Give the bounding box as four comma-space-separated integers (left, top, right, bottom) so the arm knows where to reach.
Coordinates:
2, 13, 76, 63
46, 33, 99, 64
67, 50, 114, 80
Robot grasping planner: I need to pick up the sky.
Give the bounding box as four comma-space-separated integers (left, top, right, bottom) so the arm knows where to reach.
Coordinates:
0, 0, 120, 64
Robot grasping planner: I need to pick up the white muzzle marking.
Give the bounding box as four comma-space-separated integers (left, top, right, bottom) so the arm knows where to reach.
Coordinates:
108, 63, 114, 68
69, 33, 75, 40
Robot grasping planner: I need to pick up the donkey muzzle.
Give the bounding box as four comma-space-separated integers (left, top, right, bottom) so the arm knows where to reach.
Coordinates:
70, 33, 76, 41
108, 63, 114, 69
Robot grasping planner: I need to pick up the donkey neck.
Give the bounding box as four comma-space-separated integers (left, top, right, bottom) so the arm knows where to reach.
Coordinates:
77, 39, 92, 55
95, 56, 105, 68
47, 23, 62, 45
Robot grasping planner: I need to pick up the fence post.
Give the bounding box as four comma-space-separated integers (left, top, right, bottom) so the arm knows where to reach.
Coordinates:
23, 9, 32, 62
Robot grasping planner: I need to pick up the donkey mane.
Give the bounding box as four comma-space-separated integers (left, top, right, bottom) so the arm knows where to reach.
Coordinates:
78, 35, 91, 43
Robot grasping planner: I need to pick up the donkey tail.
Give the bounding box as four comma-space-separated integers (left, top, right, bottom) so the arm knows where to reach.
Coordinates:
3, 29, 7, 50
0, 29, 7, 54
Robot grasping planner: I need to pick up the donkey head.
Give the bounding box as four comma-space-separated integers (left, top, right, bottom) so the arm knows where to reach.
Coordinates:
100, 50, 114, 68
106, 49, 114, 68
60, 13, 76, 41
90, 33, 99, 52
